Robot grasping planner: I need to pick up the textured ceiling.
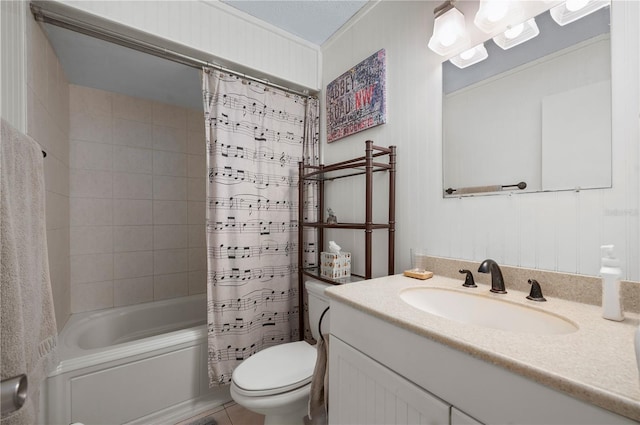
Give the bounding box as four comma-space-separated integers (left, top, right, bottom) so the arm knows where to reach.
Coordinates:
220, 0, 368, 45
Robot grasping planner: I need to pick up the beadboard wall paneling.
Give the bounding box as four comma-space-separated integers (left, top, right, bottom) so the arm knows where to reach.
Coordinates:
1, 0, 27, 130
321, 1, 639, 282
46, 0, 321, 91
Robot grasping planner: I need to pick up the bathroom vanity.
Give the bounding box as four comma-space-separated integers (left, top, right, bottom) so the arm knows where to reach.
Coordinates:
326, 274, 640, 424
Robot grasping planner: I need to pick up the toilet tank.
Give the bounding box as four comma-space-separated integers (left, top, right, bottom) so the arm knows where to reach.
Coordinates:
305, 280, 331, 341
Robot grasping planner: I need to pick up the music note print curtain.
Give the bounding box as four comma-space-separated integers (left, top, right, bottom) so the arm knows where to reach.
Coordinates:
203, 69, 319, 385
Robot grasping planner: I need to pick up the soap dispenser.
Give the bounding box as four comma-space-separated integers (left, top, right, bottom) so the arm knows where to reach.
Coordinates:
600, 244, 623, 321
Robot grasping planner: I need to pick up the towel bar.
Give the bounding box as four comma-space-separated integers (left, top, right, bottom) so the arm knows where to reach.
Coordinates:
1, 374, 27, 417
445, 181, 527, 195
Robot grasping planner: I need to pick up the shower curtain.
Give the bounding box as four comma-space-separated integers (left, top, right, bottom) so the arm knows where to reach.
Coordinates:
203, 69, 319, 385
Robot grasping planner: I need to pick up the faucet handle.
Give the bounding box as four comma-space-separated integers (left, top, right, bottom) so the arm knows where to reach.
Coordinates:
459, 269, 477, 288
527, 279, 546, 302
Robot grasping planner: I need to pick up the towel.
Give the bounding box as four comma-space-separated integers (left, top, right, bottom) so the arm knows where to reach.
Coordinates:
456, 185, 503, 195
307, 334, 329, 425
1, 119, 58, 424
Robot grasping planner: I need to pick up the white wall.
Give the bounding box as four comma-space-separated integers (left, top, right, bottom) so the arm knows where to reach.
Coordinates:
38, 0, 321, 91
321, 1, 639, 282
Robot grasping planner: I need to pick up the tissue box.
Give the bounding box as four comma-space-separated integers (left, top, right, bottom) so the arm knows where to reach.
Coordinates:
320, 251, 351, 279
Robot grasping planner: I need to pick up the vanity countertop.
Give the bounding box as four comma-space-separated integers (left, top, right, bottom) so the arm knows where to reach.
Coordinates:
325, 274, 640, 422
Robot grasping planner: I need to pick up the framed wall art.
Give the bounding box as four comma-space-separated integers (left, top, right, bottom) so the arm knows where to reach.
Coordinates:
326, 49, 386, 143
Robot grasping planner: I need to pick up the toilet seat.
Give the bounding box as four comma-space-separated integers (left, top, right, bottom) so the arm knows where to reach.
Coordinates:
232, 341, 317, 397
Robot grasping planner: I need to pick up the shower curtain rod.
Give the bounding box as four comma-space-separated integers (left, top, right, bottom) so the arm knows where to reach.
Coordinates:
30, 4, 316, 99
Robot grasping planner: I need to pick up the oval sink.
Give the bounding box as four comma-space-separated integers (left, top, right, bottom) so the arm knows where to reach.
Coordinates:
400, 287, 578, 335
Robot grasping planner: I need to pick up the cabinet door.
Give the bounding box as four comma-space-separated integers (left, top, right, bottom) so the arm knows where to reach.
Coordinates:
330, 336, 450, 425
451, 407, 484, 425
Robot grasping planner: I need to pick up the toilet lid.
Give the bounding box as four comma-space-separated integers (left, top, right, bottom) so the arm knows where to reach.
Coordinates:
232, 341, 317, 395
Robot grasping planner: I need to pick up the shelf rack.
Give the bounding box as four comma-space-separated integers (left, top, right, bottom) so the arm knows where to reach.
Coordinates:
297, 140, 396, 338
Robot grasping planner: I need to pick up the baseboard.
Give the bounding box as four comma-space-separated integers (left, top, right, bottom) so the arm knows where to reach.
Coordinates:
125, 386, 232, 425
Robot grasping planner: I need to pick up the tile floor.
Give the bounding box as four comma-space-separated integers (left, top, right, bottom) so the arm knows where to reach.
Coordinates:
177, 401, 265, 425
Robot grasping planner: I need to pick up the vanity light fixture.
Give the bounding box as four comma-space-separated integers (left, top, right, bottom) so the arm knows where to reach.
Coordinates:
549, 0, 610, 26
493, 18, 539, 50
428, 0, 470, 56
474, 0, 524, 34
449, 44, 489, 69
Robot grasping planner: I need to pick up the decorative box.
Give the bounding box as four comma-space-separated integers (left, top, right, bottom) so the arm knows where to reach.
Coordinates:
320, 251, 351, 279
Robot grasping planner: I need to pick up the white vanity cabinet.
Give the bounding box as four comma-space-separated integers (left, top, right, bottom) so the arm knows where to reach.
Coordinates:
330, 337, 452, 424
450, 408, 483, 425
328, 298, 636, 425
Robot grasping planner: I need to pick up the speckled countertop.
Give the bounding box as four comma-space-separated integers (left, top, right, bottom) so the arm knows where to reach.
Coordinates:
326, 274, 640, 422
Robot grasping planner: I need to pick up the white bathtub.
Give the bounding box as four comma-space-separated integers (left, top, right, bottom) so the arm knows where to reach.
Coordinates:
45, 294, 230, 425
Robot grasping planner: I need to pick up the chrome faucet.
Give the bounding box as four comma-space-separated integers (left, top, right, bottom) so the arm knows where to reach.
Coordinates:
478, 259, 506, 294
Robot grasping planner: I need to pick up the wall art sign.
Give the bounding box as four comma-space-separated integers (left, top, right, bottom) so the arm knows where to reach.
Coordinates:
326, 49, 386, 143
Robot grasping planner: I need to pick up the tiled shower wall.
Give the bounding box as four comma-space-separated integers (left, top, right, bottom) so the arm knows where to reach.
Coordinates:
69, 85, 206, 313
26, 18, 71, 331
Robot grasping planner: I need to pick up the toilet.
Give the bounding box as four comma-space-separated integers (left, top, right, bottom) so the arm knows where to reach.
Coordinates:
230, 280, 331, 425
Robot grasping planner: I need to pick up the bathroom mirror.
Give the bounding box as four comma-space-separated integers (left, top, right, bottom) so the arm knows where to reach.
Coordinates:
442, 6, 611, 197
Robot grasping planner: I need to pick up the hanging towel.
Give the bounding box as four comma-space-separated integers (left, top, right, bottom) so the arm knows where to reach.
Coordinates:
307, 334, 330, 425
455, 184, 503, 195
1, 119, 58, 424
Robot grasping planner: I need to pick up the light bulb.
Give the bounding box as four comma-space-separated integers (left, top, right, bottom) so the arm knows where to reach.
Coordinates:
550, 0, 609, 26
459, 47, 477, 60
450, 44, 488, 68
485, 1, 508, 22
429, 5, 469, 56
439, 29, 457, 46
565, 0, 590, 12
438, 16, 461, 47
504, 23, 524, 39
